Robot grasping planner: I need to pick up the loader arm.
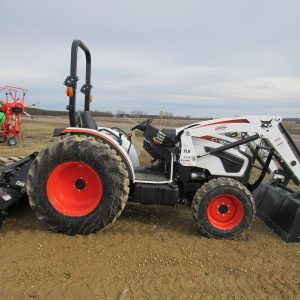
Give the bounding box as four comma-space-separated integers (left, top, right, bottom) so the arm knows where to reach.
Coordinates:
262, 124, 299, 186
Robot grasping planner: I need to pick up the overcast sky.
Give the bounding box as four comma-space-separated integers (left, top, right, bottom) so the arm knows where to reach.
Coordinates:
1, 0, 300, 117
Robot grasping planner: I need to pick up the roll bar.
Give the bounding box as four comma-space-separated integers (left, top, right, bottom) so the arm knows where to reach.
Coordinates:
64, 40, 92, 127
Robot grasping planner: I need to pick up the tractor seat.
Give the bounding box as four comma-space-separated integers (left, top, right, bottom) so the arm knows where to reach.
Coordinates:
80, 111, 98, 130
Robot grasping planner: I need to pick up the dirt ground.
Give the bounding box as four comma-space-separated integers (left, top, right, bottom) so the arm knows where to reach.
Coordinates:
0, 117, 300, 299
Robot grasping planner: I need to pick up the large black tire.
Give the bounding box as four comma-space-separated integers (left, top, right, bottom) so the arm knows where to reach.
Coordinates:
192, 178, 255, 239
27, 136, 130, 235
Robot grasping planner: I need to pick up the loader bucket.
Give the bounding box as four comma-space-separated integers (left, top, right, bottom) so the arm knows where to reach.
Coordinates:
253, 181, 300, 242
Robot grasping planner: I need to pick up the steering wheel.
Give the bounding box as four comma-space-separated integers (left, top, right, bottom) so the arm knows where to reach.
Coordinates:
131, 118, 153, 131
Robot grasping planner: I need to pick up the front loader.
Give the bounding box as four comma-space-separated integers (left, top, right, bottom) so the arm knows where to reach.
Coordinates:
0, 40, 299, 241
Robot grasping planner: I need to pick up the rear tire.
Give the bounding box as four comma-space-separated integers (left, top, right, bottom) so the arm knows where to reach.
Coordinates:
192, 178, 255, 239
27, 135, 129, 235
7, 136, 17, 146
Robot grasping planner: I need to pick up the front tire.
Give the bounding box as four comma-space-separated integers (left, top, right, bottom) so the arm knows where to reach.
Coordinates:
0, 135, 6, 143
192, 178, 255, 239
27, 135, 129, 235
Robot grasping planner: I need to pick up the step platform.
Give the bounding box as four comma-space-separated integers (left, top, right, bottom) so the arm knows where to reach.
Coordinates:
134, 167, 169, 182
133, 167, 178, 205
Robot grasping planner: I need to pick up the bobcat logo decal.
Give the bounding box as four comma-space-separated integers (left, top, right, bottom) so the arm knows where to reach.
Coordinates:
261, 119, 273, 129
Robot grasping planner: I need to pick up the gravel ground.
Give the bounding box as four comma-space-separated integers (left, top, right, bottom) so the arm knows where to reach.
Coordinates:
1, 202, 300, 299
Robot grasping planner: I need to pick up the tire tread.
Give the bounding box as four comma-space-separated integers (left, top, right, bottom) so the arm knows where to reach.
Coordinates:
192, 178, 255, 239
27, 135, 130, 235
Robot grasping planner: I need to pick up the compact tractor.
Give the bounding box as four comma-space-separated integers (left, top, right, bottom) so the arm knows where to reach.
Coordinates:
0, 41, 299, 241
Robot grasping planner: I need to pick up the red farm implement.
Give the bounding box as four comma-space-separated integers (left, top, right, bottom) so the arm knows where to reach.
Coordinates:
0, 86, 30, 146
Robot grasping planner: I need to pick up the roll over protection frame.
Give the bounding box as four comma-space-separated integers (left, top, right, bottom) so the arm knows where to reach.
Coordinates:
64, 40, 92, 127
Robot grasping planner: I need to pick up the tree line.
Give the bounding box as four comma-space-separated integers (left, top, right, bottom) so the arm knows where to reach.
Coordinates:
25, 107, 212, 120
25, 108, 300, 123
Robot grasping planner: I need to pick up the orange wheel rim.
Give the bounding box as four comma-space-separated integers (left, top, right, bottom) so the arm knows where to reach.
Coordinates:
47, 161, 103, 217
207, 194, 244, 230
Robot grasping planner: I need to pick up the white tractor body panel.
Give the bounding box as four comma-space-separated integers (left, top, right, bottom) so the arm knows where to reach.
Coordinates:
97, 127, 140, 168
176, 116, 300, 185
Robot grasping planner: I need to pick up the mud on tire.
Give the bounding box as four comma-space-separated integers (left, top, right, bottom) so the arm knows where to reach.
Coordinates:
27, 135, 129, 235
192, 178, 255, 239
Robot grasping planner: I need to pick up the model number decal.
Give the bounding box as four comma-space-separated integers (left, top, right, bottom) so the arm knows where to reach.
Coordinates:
199, 135, 230, 145
215, 125, 227, 131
